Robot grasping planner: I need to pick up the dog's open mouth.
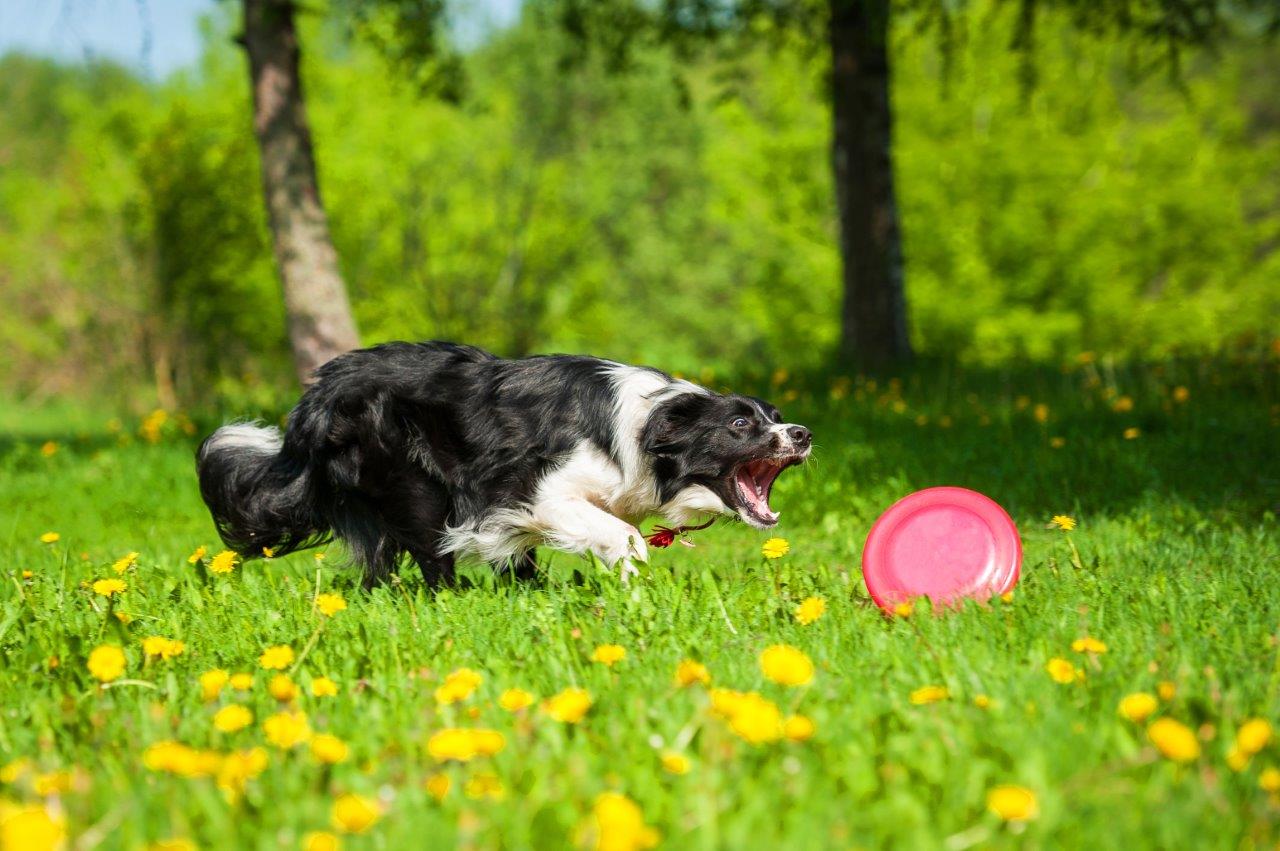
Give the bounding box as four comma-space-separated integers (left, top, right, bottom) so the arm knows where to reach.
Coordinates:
730, 455, 803, 528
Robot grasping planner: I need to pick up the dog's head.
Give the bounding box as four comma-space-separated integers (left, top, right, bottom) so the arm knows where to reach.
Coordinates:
641, 391, 811, 528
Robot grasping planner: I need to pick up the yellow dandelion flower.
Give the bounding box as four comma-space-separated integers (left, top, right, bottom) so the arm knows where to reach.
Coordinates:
261, 546, 275, 559
208, 550, 238, 575
259, 645, 295, 670
909, 685, 949, 706
427, 728, 505, 762
269, 674, 298, 702
1157, 681, 1176, 701
1118, 693, 1158, 723
1148, 718, 1200, 762
783, 714, 815, 742
310, 733, 350, 765
21, 570, 33, 580
1172, 386, 1190, 403
661, 750, 691, 775
1112, 396, 1134, 413
111, 552, 139, 574
186, 546, 206, 564
1049, 436, 1066, 449
591, 644, 627, 667
759, 644, 814, 687
1049, 515, 1077, 531
794, 596, 826, 625
499, 688, 534, 712
1237, 719, 1272, 756
674, 659, 710, 687
142, 636, 185, 660
974, 695, 992, 709
761, 538, 790, 559
92, 578, 126, 597
314, 551, 327, 562
1260, 767, 1280, 793
721, 691, 784, 744
213, 704, 254, 733
1033, 403, 1049, 423
87, 645, 126, 682
893, 600, 915, 618
216, 747, 268, 798
425, 772, 451, 801
1123, 427, 1141, 440
229, 672, 254, 691
39, 532, 60, 544
200, 669, 229, 702
331, 793, 379, 834
311, 677, 339, 698
464, 771, 504, 800
542, 687, 593, 723
1046, 658, 1081, 684
40, 440, 58, 457
1226, 747, 1249, 772
590, 792, 659, 851
1071, 636, 1106, 654
315, 593, 346, 617
0, 804, 66, 851
263, 711, 311, 749
32, 770, 75, 797
302, 831, 341, 851
986, 785, 1038, 821
434, 667, 483, 704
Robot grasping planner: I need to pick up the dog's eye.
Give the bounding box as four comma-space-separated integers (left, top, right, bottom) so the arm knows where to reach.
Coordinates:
730, 417, 750, 429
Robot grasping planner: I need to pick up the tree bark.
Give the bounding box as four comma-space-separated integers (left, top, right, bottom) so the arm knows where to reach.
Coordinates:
242, 0, 359, 384
829, 0, 911, 368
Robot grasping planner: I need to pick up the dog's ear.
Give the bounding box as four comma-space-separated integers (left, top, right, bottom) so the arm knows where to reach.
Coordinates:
642, 393, 710, 456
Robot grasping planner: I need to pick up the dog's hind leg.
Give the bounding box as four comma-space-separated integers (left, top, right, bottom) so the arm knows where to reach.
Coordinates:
376, 470, 457, 589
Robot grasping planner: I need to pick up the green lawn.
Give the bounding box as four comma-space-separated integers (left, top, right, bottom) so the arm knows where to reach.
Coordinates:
1, 357, 1278, 849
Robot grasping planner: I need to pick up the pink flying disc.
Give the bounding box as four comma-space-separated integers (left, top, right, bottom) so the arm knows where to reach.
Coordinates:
862, 486, 1021, 612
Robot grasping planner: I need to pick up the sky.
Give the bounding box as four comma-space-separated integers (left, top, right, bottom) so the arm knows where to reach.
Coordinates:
0, 0, 522, 78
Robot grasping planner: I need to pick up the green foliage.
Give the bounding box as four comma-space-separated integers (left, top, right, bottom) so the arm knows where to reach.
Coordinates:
0, 2, 1276, 407
0, 359, 1277, 847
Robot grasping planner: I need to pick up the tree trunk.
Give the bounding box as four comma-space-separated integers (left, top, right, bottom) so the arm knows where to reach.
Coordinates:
829, 0, 911, 368
242, 0, 359, 384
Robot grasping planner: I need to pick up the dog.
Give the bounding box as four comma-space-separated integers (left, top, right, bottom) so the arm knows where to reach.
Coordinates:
197, 341, 811, 588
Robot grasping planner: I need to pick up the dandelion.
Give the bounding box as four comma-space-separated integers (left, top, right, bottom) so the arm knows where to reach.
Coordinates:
311, 676, 339, 697
200, 669, 229, 702
1260, 768, 1280, 793
1172, 386, 1190, 403
0, 803, 66, 851
1046, 658, 1082, 684
543, 687, 593, 723
986, 785, 1038, 822
208, 550, 238, 575
92, 578, 126, 597
263, 711, 311, 749
591, 644, 627, 667
1033, 403, 1049, 423
893, 600, 915, 618
331, 793, 379, 834
259, 645, 295, 670
269, 674, 298, 702
40, 440, 58, 457
1112, 396, 1134, 413
1226, 747, 1249, 772
1157, 681, 1176, 701
1049, 515, 1077, 532
711, 690, 784, 744
1237, 719, 1272, 756
464, 771, 505, 800
761, 538, 790, 559
302, 831, 341, 851
187, 546, 206, 564
589, 792, 659, 851
87, 645, 126, 682
1049, 436, 1066, 449
434, 667, 483, 704
142, 637, 185, 660
974, 695, 992, 709
261, 547, 275, 559
425, 772, 451, 801
315, 593, 346, 617
32, 770, 75, 796
661, 751, 691, 775
214, 705, 254, 733
759, 645, 814, 687
1123, 427, 1141, 440
1118, 693, 1158, 723
310, 733, 350, 765
112, 552, 139, 574
783, 714, 815, 742
794, 596, 826, 625
499, 688, 534, 712
1148, 718, 1200, 762
427, 728, 506, 762
909, 685, 949, 706
1071, 637, 1107, 654
21, 570, 33, 580
314, 552, 327, 563
216, 747, 268, 799
39, 532, 59, 544
674, 659, 711, 687
229, 673, 254, 691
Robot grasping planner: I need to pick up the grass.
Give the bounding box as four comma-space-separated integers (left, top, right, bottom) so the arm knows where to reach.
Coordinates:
1, 356, 1278, 849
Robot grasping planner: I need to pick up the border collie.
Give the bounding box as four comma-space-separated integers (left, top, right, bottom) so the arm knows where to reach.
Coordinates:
197, 341, 811, 587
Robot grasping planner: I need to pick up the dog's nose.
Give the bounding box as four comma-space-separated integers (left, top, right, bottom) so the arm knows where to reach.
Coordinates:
787, 425, 811, 447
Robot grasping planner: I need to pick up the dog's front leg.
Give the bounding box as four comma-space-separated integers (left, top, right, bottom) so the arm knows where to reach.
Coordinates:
533, 498, 649, 582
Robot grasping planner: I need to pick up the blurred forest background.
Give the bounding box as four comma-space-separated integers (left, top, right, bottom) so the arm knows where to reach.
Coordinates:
1, 0, 1278, 411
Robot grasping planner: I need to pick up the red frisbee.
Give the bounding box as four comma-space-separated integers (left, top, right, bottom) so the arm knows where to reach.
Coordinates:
862, 486, 1021, 612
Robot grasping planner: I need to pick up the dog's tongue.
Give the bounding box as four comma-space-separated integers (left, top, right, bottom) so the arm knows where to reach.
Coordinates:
736, 461, 780, 524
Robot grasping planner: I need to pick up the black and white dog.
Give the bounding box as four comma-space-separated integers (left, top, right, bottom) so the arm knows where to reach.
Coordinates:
197, 341, 811, 587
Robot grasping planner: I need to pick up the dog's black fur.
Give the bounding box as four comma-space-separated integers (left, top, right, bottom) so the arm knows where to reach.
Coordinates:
197, 341, 810, 588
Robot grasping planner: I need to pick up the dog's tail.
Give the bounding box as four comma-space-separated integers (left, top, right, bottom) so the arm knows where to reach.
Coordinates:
196, 423, 326, 558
